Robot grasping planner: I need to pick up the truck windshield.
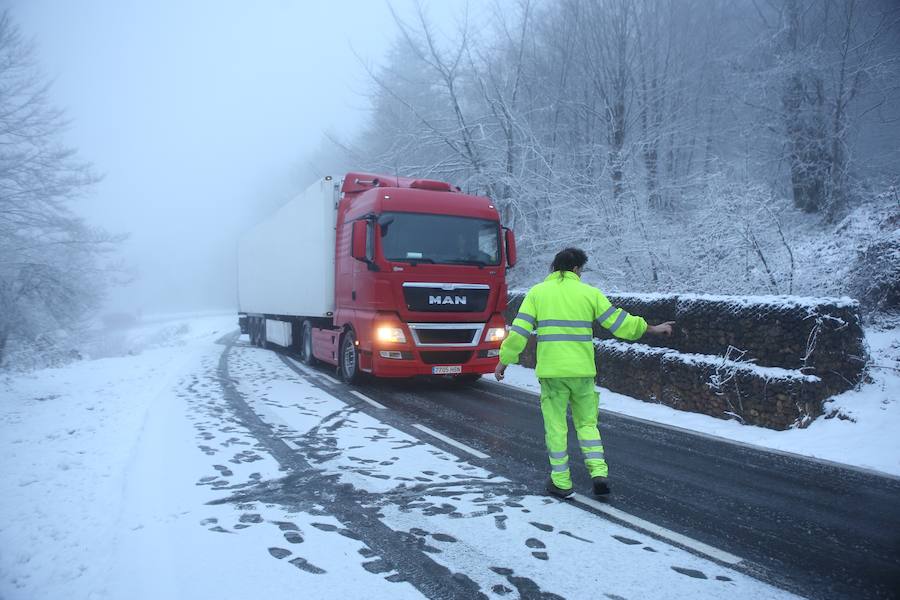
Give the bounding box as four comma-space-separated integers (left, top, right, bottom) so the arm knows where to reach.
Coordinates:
379, 212, 501, 266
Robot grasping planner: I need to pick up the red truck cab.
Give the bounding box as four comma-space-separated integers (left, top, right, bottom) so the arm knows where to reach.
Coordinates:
321, 172, 516, 382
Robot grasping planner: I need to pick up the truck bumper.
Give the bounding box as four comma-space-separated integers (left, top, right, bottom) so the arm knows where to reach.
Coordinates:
368, 347, 499, 378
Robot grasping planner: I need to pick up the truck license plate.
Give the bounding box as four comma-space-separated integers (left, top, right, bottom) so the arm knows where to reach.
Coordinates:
432, 365, 462, 375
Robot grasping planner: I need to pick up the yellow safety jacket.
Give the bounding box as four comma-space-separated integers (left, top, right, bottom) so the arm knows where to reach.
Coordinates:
500, 271, 647, 378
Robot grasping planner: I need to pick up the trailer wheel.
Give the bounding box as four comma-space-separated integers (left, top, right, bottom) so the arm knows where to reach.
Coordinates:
300, 320, 317, 365
339, 330, 362, 384
257, 318, 267, 348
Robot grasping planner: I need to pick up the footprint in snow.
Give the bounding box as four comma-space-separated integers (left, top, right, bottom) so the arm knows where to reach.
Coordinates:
289, 557, 326, 574
612, 535, 642, 546
239, 513, 262, 524
671, 566, 707, 579
362, 559, 393, 574
208, 526, 233, 534
559, 530, 593, 543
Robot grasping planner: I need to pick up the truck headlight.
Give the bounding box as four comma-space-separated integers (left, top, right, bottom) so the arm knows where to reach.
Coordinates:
376, 326, 406, 344
485, 327, 506, 342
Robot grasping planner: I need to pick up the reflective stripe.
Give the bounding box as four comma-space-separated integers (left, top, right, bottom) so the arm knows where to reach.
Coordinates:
580, 439, 603, 447
551, 463, 570, 472
608, 310, 628, 333
597, 306, 617, 323
515, 312, 536, 326
548, 450, 568, 459
509, 324, 531, 338
537, 334, 593, 342
537, 319, 593, 328
583, 451, 605, 460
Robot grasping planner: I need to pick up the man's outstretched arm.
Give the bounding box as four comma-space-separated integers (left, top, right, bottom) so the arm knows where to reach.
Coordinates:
495, 292, 536, 381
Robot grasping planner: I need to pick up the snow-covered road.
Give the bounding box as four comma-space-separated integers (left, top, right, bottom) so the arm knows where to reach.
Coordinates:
0, 316, 804, 599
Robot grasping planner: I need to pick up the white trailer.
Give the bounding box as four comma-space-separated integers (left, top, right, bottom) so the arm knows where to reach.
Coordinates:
237, 176, 339, 346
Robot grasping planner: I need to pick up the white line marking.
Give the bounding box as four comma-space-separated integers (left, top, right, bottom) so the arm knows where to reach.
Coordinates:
571, 493, 744, 565
285, 357, 342, 385
411, 424, 490, 459
318, 372, 341, 385
287, 357, 313, 375
351, 390, 387, 410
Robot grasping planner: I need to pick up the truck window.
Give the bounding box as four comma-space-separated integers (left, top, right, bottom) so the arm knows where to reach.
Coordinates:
380, 212, 501, 266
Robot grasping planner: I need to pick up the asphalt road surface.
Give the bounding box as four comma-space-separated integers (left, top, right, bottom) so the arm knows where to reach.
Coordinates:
276, 356, 900, 600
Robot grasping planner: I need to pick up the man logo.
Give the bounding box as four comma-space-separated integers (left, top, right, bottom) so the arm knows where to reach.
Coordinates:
429, 295, 467, 305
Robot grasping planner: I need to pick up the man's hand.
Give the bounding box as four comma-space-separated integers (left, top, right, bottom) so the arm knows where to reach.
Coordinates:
494, 362, 507, 381
647, 321, 675, 336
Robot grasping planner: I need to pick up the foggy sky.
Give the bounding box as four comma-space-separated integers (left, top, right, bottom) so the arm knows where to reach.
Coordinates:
10, 0, 465, 315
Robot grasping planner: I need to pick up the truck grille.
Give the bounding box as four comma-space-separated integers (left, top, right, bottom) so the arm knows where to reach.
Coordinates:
402, 283, 490, 313
415, 328, 478, 344
408, 323, 485, 347
420, 351, 473, 365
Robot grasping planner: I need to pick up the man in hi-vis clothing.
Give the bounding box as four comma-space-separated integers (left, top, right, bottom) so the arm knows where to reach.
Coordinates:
495, 248, 673, 498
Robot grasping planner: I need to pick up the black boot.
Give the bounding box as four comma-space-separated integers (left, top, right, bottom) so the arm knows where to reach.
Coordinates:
546, 480, 574, 499
592, 476, 611, 496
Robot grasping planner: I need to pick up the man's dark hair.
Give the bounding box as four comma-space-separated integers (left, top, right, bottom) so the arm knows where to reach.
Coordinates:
551, 247, 588, 273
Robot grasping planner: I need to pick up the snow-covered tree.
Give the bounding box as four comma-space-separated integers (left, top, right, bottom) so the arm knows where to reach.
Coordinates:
0, 12, 122, 368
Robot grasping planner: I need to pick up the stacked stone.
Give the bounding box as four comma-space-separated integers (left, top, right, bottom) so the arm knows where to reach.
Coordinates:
504, 291, 867, 430
595, 341, 825, 430
598, 293, 867, 394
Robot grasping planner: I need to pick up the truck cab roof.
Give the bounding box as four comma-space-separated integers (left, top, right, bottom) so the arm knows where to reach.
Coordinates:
340, 172, 499, 221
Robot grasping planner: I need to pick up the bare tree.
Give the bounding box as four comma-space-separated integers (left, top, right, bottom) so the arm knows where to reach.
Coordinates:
0, 12, 122, 368
328, 0, 900, 296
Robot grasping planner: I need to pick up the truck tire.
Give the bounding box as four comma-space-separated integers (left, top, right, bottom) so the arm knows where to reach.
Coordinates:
251, 317, 266, 348
300, 320, 317, 366
249, 318, 258, 346
339, 329, 362, 384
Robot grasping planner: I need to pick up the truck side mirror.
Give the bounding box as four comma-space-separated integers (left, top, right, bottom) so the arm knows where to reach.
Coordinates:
505, 228, 517, 268
351, 220, 368, 261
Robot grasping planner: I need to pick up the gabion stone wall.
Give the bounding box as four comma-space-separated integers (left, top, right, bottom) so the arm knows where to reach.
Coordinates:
505, 291, 867, 430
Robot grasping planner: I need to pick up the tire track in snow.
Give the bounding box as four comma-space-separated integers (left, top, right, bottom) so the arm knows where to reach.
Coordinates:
214, 333, 488, 600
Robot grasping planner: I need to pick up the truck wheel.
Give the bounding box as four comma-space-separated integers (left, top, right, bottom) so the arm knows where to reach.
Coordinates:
300, 320, 317, 365
339, 330, 361, 384
257, 318, 267, 348
249, 318, 258, 346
